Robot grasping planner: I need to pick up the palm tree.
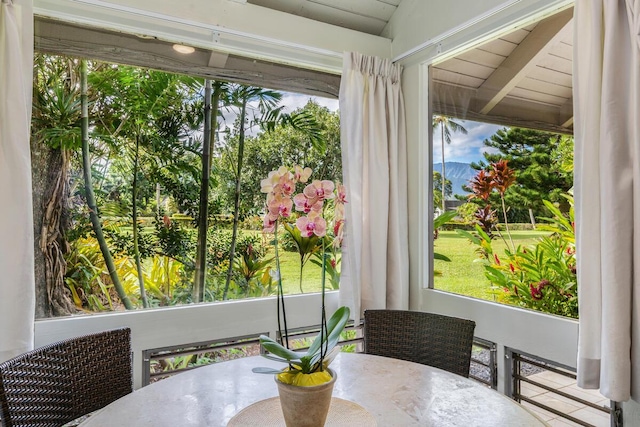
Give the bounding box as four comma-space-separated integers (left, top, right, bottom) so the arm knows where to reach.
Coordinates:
222, 85, 325, 300
432, 115, 467, 212
193, 80, 226, 303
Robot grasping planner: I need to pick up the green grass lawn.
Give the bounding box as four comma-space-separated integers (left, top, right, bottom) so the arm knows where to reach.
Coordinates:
264, 249, 326, 295
434, 230, 550, 302
271, 230, 551, 300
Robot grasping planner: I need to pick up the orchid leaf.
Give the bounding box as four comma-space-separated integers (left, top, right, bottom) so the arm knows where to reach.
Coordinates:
251, 367, 285, 375
259, 335, 304, 361
306, 306, 350, 356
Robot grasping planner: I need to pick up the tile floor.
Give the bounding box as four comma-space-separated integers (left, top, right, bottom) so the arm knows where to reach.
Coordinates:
520, 370, 611, 427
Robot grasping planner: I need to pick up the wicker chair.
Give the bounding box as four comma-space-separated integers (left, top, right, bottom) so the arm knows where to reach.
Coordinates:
363, 310, 476, 377
0, 328, 132, 427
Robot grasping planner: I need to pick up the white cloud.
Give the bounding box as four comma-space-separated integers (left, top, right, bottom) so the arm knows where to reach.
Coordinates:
279, 92, 339, 113
433, 120, 504, 164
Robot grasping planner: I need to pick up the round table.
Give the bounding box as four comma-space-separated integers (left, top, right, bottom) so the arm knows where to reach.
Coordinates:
80, 353, 548, 426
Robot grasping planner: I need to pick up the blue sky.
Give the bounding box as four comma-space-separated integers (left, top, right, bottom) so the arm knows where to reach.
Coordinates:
276, 93, 504, 166
432, 120, 504, 165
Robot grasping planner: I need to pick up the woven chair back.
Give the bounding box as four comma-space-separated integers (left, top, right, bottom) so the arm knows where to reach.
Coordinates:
364, 310, 475, 377
0, 328, 132, 427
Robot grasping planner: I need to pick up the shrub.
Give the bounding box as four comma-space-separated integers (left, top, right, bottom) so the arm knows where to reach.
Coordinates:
458, 195, 577, 318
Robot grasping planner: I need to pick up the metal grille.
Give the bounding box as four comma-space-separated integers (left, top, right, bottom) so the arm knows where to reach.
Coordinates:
276, 322, 364, 354
507, 350, 614, 427
142, 334, 264, 386
469, 337, 497, 389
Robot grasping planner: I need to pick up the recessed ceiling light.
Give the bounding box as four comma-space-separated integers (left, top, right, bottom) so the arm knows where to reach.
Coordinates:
173, 44, 195, 54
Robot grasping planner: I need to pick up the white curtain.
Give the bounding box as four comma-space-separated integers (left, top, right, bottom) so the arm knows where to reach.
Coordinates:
0, 0, 35, 362
338, 52, 409, 320
574, 0, 640, 402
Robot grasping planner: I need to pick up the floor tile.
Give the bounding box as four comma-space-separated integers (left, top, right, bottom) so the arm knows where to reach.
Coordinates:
558, 384, 607, 404
546, 418, 585, 427
521, 401, 557, 421
521, 381, 547, 397
570, 407, 611, 427
529, 370, 577, 387
529, 393, 583, 414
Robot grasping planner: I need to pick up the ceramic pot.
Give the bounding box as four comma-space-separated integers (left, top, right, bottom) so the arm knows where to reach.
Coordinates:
275, 369, 336, 427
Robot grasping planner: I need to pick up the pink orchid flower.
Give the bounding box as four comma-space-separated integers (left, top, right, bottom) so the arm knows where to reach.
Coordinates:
335, 183, 347, 205
296, 212, 327, 237
293, 193, 323, 214
276, 173, 296, 197
294, 166, 312, 183
303, 180, 335, 201
263, 213, 277, 233
260, 166, 290, 194
268, 195, 293, 218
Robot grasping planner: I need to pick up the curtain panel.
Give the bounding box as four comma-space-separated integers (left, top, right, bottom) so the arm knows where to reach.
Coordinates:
338, 52, 409, 320
574, 0, 640, 402
0, 0, 35, 362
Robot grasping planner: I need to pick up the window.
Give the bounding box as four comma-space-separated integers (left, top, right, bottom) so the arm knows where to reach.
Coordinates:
430, 9, 576, 319
32, 19, 342, 318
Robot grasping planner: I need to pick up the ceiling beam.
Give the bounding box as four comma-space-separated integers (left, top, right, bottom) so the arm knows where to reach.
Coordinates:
208, 51, 229, 68
476, 7, 573, 115
559, 97, 573, 129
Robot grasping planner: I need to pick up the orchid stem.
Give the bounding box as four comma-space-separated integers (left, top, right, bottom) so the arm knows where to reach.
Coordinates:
274, 221, 289, 350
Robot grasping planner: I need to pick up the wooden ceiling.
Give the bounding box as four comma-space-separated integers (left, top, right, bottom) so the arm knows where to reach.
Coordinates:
35, 2, 575, 133
431, 7, 574, 134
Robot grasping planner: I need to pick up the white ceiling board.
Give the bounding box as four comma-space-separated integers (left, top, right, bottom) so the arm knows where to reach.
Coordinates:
537, 54, 572, 74
431, 6, 575, 133
477, 39, 519, 57
476, 8, 573, 114
499, 28, 532, 44
518, 77, 573, 98
432, 68, 485, 89
456, 49, 506, 69
510, 87, 569, 106
436, 57, 496, 80
550, 41, 572, 60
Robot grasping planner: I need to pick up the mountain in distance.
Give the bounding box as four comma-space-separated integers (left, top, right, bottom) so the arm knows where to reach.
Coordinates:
433, 162, 475, 198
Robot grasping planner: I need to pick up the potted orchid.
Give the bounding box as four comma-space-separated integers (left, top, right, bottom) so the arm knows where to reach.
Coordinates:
251, 166, 350, 427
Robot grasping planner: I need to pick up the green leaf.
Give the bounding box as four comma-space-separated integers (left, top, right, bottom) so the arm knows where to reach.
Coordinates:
306, 306, 350, 357
251, 367, 284, 375
434, 210, 457, 229
259, 335, 304, 362
434, 253, 451, 262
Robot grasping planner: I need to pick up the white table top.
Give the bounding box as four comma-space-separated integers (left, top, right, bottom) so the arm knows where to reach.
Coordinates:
81, 352, 547, 426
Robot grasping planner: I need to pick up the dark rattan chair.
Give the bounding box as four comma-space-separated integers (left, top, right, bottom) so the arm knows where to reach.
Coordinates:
0, 328, 132, 427
364, 310, 476, 377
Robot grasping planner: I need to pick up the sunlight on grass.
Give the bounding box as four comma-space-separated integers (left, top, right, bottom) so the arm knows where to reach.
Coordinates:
434, 230, 550, 302
266, 249, 326, 295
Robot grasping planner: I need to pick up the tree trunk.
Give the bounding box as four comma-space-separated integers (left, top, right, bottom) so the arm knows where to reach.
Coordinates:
193, 80, 214, 303
80, 59, 134, 310
30, 139, 75, 318
529, 208, 537, 229
223, 96, 248, 300
132, 134, 149, 308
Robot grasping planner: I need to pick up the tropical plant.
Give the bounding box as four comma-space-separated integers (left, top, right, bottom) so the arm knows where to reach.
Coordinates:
433, 171, 452, 214
468, 160, 517, 249
458, 194, 577, 318
221, 86, 325, 300
252, 166, 349, 386
489, 160, 516, 249
80, 60, 134, 310
470, 127, 573, 223
432, 115, 467, 212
